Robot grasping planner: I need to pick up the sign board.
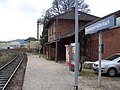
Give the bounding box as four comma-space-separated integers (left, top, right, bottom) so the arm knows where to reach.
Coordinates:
85, 14, 116, 87
85, 15, 116, 35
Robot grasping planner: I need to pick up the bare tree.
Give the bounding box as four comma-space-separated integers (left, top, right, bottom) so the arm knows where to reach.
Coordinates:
39, 9, 53, 48
40, 0, 90, 49
49, 0, 90, 15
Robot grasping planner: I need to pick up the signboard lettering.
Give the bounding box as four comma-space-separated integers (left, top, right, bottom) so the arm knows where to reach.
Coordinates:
85, 15, 116, 35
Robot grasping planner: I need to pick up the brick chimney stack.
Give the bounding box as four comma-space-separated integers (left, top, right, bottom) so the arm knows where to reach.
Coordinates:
37, 19, 39, 40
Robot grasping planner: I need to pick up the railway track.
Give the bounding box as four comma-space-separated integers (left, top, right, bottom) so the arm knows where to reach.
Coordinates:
0, 51, 26, 90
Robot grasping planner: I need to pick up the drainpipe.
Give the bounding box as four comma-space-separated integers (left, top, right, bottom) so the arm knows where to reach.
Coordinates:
55, 17, 58, 62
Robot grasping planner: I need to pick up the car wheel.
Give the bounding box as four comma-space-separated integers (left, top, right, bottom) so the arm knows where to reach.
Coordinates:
107, 68, 117, 77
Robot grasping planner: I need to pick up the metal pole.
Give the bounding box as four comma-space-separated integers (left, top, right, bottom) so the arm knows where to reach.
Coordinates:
55, 40, 58, 62
37, 19, 40, 58
98, 31, 102, 87
55, 17, 58, 62
74, 0, 79, 90
39, 24, 41, 58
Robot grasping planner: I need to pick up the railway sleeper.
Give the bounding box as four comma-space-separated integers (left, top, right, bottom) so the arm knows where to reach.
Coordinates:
0, 83, 5, 87
0, 81, 6, 83
0, 76, 9, 79
0, 87, 3, 89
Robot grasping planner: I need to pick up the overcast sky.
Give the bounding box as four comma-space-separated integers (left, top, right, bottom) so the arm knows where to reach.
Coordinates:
0, 0, 120, 41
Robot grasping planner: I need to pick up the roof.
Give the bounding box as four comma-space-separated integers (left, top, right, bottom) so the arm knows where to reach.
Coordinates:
25, 37, 38, 41
45, 11, 99, 28
59, 10, 120, 40
55, 11, 99, 20
83, 10, 120, 29
45, 10, 120, 45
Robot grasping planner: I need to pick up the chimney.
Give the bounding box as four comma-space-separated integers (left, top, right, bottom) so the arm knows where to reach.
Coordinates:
37, 19, 39, 40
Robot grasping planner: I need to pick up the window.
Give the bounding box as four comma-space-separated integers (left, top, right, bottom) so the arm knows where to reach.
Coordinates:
48, 22, 55, 36
51, 23, 55, 35
52, 26, 54, 34
106, 54, 120, 61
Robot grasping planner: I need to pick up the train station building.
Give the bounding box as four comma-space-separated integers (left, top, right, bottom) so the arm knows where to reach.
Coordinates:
44, 10, 120, 62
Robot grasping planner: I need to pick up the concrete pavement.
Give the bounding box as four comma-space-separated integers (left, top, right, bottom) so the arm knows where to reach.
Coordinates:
22, 54, 75, 90
22, 54, 120, 90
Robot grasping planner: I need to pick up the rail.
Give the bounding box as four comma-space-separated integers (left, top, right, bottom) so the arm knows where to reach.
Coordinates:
0, 51, 26, 90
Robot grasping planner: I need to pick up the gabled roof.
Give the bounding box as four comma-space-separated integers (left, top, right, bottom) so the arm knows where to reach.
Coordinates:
56, 11, 99, 20
58, 10, 120, 40
25, 37, 38, 41
45, 10, 120, 45
45, 11, 99, 28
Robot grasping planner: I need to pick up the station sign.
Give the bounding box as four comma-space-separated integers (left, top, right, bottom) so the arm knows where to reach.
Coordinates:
85, 15, 116, 35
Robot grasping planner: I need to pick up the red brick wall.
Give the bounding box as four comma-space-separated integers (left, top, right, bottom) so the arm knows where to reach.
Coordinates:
47, 19, 95, 60
87, 33, 98, 61
57, 20, 90, 37
57, 20, 74, 36
48, 19, 90, 42
46, 44, 51, 60
87, 27, 120, 61
102, 27, 120, 58
48, 45, 51, 59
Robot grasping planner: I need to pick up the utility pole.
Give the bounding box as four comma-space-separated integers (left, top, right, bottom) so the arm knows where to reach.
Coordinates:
98, 31, 102, 87
74, 0, 79, 90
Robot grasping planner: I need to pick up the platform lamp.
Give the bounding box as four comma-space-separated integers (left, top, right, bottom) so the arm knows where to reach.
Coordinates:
37, 18, 43, 58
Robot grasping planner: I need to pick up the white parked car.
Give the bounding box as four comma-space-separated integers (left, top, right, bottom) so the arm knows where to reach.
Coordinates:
92, 53, 120, 77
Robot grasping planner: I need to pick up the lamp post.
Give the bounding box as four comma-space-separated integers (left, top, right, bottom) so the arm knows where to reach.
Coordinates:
37, 19, 40, 57
37, 18, 43, 58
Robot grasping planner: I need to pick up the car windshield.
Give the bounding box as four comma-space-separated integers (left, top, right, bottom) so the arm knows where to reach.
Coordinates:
105, 54, 120, 61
